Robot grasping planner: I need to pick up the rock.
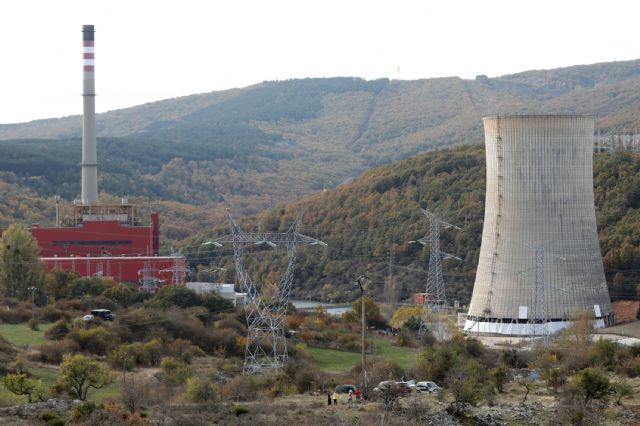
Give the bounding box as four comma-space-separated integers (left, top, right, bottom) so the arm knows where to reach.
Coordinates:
0, 399, 82, 419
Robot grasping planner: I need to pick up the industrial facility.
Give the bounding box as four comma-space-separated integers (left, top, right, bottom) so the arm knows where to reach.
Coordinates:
465, 115, 613, 335
30, 25, 186, 289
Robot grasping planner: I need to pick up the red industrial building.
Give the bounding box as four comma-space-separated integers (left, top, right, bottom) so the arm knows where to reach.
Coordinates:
26, 25, 187, 291
31, 203, 186, 287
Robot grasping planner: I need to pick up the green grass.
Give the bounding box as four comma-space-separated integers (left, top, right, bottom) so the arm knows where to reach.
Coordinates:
307, 346, 362, 372
0, 323, 53, 347
307, 338, 421, 372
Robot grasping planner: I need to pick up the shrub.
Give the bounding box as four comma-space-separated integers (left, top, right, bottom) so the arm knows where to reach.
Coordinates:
446, 358, 487, 415
186, 376, 219, 403
34, 340, 79, 364
159, 357, 193, 385
45, 319, 70, 341
64, 277, 111, 299
68, 326, 119, 355
154, 286, 201, 309
168, 338, 205, 363
108, 348, 136, 371
27, 318, 40, 331
37, 411, 64, 426
0, 304, 32, 323
490, 366, 509, 393
232, 405, 249, 416
285, 358, 319, 393
39, 305, 69, 322
79, 296, 117, 312
571, 367, 611, 403
223, 376, 258, 401
102, 284, 138, 308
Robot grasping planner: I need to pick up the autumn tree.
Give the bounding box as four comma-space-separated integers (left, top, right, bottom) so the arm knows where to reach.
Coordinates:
344, 296, 384, 327
3, 372, 45, 403
57, 354, 113, 401
0, 224, 43, 301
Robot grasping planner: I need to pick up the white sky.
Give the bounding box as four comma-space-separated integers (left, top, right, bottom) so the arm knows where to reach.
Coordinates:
1, 0, 638, 124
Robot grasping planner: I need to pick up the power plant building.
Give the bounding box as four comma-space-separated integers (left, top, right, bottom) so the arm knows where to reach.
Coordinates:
30, 25, 186, 289
465, 115, 613, 335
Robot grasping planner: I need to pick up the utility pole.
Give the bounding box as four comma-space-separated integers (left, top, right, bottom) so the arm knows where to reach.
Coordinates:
355, 275, 370, 396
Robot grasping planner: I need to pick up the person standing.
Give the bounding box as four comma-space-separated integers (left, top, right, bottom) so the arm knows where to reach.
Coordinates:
348, 389, 353, 405
327, 392, 332, 406
332, 391, 339, 406
355, 388, 361, 402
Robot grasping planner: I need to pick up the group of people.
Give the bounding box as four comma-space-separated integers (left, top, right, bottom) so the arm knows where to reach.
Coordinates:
328, 388, 362, 406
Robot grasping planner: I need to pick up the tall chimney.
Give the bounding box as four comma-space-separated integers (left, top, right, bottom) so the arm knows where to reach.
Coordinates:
81, 25, 98, 204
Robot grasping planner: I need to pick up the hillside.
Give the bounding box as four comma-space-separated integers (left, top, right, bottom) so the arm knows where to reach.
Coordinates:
189, 145, 640, 305
0, 60, 640, 219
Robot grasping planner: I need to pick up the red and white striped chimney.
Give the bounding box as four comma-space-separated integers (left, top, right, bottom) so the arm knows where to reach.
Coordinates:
81, 25, 98, 204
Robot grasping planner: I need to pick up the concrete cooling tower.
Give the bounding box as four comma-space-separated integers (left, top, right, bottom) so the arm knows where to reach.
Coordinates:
465, 115, 613, 335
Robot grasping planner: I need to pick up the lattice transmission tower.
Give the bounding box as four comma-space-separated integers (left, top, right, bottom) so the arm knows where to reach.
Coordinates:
410, 209, 461, 338
161, 251, 190, 286
205, 210, 326, 373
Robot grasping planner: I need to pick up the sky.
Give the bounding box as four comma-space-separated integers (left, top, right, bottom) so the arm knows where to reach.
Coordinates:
1, 0, 638, 124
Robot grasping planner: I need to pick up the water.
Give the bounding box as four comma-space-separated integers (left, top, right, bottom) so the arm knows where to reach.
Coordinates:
291, 300, 351, 317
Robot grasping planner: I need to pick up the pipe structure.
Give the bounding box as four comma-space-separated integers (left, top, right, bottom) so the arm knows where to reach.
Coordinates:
81, 25, 98, 204
465, 115, 613, 335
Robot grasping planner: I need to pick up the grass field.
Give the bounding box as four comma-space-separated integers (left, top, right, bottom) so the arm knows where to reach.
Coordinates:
0, 323, 53, 347
0, 322, 122, 404
307, 338, 421, 372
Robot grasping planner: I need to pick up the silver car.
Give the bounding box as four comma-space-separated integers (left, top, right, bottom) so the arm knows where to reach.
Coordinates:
415, 381, 441, 394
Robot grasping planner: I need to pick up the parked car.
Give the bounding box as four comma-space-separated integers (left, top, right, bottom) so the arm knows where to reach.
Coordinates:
395, 381, 412, 394
415, 381, 442, 394
373, 380, 411, 394
373, 380, 396, 392
81, 314, 94, 321
90, 309, 114, 321
335, 384, 357, 394
404, 379, 416, 389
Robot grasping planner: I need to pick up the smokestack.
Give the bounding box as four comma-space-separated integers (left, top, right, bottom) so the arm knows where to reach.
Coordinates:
81, 25, 98, 204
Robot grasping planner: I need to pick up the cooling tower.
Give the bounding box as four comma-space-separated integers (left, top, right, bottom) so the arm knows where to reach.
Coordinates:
465, 115, 613, 335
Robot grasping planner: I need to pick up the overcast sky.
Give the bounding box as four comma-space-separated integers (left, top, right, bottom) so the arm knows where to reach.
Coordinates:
1, 0, 638, 124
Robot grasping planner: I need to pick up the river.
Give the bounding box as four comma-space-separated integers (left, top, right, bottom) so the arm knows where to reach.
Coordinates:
290, 300, 351, 317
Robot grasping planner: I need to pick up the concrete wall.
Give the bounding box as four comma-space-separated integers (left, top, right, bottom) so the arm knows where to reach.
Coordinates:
467, 115, 612, 331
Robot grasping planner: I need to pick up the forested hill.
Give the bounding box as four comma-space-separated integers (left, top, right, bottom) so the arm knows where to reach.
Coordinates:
1, 59, 640, 220
190, 145, 640, 305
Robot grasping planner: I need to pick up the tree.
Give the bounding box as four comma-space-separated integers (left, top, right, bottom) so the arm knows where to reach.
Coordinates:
0, 224, 43, 301
389, 306, 423, 329
102, 283, 137, 308
446, 358, 486, 415
543, 368, 567, 395
57, 354, 113, 401
571, 367, 611, 403
490, 366, 509, 393
345, 296, 383, 327
2, 372, 45, 403
154, 286, 201, 309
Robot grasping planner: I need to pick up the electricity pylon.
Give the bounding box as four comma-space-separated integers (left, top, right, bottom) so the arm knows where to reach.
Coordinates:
205, 210, 326, 373
410, 209, 461, 338
160, 250, 190, 286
